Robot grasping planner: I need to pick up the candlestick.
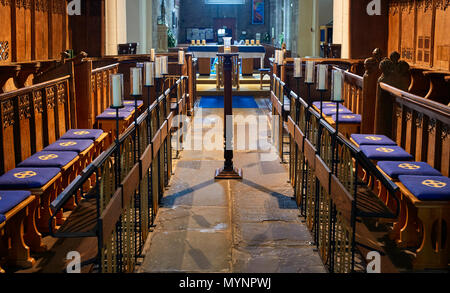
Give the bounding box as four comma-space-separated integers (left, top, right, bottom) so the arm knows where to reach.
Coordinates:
110, 73, 124, 107
305, 61, 315, 84
178, 50, 185, 65
331, 69, 344, 102
294, 58, 302, 78
130, 67, 142, 96
245, 39, 249, 46
251, 39, 255, 45
316, 64, 328, 91
144, 62, 155, 86
161, 56, 168, 75
155, 57, 162, 78
150, 49, 155, 62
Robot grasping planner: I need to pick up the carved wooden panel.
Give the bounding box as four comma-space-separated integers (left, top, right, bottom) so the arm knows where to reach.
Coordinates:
0, 0, 11, 63
34, 0, 49, 60
32, 89, 44, 152
18, 93, 32, 161
434, 2, 450, 71
14, 0, 32, 61
400, 1, 416, 64
49, 0, 67, 59
388, 1, 401, 54
44, 85, 56, 144
0, 98, 16, 173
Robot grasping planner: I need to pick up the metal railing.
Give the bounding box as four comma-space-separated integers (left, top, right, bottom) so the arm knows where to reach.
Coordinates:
49, 76, 189, 273
274, 77, 399, 273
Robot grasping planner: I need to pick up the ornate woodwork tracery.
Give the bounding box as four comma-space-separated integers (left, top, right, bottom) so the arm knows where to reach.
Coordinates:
15, 0, 32, 9
33, 91, 43, 113
56, 82, 66, 104
1, 99, 14, 129
19, 94, 31, 120
0, 0, 11, 7
35, 0, 49, 12
436, 0, 450, 10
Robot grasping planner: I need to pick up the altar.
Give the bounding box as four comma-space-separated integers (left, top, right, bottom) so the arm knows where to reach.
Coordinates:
187, 45, 266, 75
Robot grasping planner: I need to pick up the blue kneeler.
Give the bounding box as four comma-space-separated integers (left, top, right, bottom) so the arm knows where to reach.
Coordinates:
313, 101, 340, 108
123, 100, 143, 107
18, 151, 78, 169
398, 175, 450, 201
331, 114, 362, 124
0, 190, 32, 215
96, 110, 132, 120
321, 106, 353, 116
0, 167, 61, 189
378, 161, 442, 180
360, 145, 414, 161
351, 134, 397, 146
61, 129, 104, 141
44, 139, 93, 153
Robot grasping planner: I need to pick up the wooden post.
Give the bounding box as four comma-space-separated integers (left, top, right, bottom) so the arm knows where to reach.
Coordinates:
215, 53, 242, 180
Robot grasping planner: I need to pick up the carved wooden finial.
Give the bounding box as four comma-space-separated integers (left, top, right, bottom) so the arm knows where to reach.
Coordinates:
372, 48, 383, 62
378, 51, 410, 91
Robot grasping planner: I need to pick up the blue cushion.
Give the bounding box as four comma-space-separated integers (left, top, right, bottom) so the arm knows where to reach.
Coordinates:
43, 140, 93, 153
313, 101, 339, 108
378, 161, 443, 180
0, 190, 32, 214
360, 145, 414, 161
331, 114, 362, 124
18, 151, 78, 169
0, 167, 60, 189
321, 107, 353, 116
60, 129, 104, 140
351, 134, 397, 146
96, 110, 132, 120
398, 175, 450, 201
0, 214, 5, 224
122, 100, 143, 107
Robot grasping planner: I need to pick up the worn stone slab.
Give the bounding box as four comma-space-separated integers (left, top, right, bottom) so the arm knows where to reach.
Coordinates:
141, 231, 231, 273
154, 206, 228, 232
233, 221, 313, 247
232, 246, 327, 273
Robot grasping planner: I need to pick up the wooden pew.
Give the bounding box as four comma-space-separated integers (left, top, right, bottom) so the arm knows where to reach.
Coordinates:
377, 83, 450, 178
46, 75, 189, 273
0, 75, 73, 175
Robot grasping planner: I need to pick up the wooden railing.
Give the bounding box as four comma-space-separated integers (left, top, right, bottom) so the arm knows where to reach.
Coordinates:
74, 60, 119, 129
49, 76, 189, 273
0, 75, 72, 175
378, 83, 450, 177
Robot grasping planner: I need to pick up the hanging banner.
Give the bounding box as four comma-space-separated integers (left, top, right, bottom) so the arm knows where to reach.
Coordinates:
252, 0, 265, 25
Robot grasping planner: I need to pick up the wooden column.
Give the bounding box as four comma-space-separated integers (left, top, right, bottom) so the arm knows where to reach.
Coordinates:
215, 53, 242, 180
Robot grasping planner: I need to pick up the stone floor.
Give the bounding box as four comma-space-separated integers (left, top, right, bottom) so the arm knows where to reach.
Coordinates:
138, 101, 326, 273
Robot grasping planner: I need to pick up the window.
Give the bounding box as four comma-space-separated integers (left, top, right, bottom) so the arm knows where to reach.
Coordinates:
205, 0, 245, 4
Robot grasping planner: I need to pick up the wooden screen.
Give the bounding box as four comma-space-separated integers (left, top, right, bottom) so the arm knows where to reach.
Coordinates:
0, 0, 69, 64
388, 0, 450, 71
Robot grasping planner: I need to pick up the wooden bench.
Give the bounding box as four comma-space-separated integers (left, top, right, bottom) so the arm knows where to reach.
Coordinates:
0, 191, 37, 273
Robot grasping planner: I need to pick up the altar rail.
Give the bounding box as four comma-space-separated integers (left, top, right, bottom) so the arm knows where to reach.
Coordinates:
0, 75, 73, 175
377, 83, 450, 177
48, 76, 188, 273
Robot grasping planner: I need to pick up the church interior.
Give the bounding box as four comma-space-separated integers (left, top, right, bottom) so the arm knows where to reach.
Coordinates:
0, 0, 449, 274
